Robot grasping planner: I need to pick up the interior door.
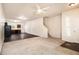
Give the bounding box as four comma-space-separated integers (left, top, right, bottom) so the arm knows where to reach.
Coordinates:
62, 8, 79, 43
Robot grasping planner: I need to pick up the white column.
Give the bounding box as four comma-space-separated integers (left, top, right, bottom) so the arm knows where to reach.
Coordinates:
0, 3, 5, 53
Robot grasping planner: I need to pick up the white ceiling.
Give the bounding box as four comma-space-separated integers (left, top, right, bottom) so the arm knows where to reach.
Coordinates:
2, 3, 79, 20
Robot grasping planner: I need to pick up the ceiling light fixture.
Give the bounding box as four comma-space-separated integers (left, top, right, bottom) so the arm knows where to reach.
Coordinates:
68, 3, 78, 7
35, 4, 50, 14
37, 9, 43, 14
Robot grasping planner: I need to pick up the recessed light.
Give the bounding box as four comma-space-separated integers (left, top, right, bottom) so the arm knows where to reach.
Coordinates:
17, 15, 28, 20
13, 20, 20, 22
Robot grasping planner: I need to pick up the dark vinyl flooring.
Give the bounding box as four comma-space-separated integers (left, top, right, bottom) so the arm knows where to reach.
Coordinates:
4, 33, 38, 42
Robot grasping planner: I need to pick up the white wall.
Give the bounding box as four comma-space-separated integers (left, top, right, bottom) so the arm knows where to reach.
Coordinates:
24, 18, 48, 38
44, 15, 61, 39
0, 4, 5, 53
62, 8, 79, 43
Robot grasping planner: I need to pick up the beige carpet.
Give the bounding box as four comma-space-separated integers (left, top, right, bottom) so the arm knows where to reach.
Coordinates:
1, 37, 79, 55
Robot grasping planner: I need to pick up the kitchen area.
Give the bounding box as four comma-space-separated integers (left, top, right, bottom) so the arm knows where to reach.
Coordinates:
4, 20, 38, 42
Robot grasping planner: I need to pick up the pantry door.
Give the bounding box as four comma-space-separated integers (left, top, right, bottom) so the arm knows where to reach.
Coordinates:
62, 8, 79, 43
